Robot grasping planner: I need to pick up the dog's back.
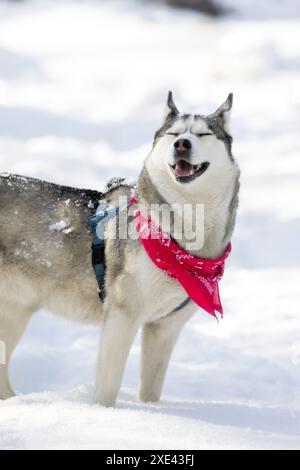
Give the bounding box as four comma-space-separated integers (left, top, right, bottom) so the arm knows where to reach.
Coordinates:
0, 174, 96, 271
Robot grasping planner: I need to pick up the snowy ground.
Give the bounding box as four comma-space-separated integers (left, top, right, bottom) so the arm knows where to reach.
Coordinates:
0, 0, 300, 450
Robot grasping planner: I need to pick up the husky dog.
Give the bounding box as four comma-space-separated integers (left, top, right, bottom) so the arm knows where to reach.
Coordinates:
0, 93, 240, 406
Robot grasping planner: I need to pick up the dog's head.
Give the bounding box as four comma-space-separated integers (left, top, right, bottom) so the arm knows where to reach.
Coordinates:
146, 92, 239, 196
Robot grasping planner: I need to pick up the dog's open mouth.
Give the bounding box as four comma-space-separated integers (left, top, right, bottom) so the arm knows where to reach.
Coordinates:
170, 160, 210, 183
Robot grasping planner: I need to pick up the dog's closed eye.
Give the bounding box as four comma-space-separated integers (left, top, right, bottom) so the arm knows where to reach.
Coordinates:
196, 133, 213, 137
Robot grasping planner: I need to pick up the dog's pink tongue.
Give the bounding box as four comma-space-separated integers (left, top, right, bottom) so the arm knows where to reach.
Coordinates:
175, 162, 193, 178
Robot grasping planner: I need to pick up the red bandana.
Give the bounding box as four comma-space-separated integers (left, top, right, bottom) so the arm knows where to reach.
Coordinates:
131, 198, 231, 319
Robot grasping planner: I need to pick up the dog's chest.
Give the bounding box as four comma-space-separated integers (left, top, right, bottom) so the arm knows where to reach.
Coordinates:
132, 248, 191, 322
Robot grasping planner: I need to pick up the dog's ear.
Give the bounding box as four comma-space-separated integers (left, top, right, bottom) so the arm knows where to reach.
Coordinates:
163, 91, 179, 121
211, 93, 233, 134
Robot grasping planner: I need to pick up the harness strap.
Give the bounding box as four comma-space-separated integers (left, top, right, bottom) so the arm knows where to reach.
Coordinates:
170, 297, 191, 314
92, 242, 106, 302
90, 201, 122, 301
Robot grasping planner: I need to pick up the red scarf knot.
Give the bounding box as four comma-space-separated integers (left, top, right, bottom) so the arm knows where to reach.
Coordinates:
130, 195, 231, 319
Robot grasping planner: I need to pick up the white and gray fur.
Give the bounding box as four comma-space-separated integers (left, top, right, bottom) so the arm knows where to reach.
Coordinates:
0, 93, 240, 406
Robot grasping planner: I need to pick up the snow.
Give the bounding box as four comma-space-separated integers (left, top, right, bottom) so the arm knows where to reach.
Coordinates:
0, 0, 300, 450
49, 221, 68, 231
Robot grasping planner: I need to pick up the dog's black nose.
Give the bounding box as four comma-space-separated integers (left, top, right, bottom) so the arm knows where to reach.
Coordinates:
174, 139, 192, 153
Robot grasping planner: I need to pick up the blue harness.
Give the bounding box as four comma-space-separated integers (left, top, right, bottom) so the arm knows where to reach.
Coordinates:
89, 199, 191, 314
89, 200, 122, 302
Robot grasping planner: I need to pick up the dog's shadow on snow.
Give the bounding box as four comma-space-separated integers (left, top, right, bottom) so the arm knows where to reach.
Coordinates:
117, 391, 300, 437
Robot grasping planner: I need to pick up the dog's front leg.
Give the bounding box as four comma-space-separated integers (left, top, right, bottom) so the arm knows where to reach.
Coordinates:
95, 308, 139, 407
139, 307, 194, 403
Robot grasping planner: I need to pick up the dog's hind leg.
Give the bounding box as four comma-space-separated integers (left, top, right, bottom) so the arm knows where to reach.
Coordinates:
95, 308, 140, 407
0, 309, 32, 399
139, 308, 194, 403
